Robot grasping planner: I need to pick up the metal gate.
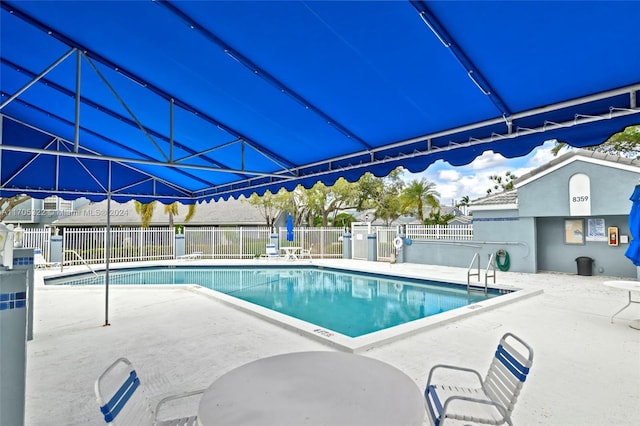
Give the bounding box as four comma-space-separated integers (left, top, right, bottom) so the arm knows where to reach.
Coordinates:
351, 223, 369, 260
351, 224, 398, 261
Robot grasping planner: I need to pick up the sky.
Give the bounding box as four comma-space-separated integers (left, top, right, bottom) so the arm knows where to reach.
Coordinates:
408, 140, 559, 206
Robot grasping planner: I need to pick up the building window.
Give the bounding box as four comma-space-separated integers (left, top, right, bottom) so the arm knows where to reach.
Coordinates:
43, 196, 58, 210
43, 196, 73, 211
59, 198, 73, 211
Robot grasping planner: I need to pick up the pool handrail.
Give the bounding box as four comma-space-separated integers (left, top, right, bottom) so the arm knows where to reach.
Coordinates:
61, 249, 99, 277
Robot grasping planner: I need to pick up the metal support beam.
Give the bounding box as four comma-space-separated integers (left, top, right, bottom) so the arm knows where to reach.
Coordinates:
74, 50, 81, 153
0, 47, 76, 110
174, 138, 242, 163
169, 98, 174, 162
104, 162, 111, 327
0, 142, 289, 178
81, 52, 169, 162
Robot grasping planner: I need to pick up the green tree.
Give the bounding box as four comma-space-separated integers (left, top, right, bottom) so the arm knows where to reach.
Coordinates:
456, 195, 470, 215
486, 171, 517, 195
400, 178, 440, 222
304, 178, 360, 227
552, 125, 640, 158
424, 209, 455, 225
333, 212, 356, 228
354, 172, 384, 211
246, 189, 290, 228
0, 194, 31, 222
371, 169, 405, 225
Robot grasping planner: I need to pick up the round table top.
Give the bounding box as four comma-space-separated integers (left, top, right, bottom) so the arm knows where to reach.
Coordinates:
603, 280, 640, 292
197, 351, 425, 426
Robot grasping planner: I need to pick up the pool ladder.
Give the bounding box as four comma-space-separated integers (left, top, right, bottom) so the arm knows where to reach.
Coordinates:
467, 252, 496, 295
60, 249, 99, 277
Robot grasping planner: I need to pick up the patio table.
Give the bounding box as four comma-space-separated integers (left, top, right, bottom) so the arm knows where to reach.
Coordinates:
604, 280, 640, 330
279, 246, 301, 260
197, 351, 425, 426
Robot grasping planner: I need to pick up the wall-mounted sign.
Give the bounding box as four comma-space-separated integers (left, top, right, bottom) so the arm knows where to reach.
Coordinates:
586, 218, 607, 242
564, 219, 585, 245
569, 173, 591, 216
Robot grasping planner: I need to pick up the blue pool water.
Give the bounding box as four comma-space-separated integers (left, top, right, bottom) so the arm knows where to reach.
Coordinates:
46, 266, 505, 337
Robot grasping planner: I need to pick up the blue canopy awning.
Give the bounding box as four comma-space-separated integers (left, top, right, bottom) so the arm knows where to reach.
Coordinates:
1, 0, 639, 203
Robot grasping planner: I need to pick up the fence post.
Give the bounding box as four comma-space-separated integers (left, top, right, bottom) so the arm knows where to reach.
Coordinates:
50, 233, 63, 264
342, 232, 352, 259
367, 233, 377, 262
175, 231, 185, 259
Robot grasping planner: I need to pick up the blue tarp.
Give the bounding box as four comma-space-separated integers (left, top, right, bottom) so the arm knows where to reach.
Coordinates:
1, 1, 639, 202
286, 215, 294, 242
625, 185, 640, 266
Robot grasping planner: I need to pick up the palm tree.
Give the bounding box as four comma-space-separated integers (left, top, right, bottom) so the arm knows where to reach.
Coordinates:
133, 201, 156, 228
456, 195, 470, 215
135, 200, 196, 228
164, 202, 196, 228
400, 178, 440, 222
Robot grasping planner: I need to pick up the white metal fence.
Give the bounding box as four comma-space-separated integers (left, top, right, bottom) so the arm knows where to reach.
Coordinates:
64, 227, 175, 264
21, 227, 51, 260
406, 224, 473, 240
21, 223, 473, 264
185, 227, 272, 259
277, 227, 344, 259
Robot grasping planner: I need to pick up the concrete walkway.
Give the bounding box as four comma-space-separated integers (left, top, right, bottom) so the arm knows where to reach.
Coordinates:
26, 260, 640, 425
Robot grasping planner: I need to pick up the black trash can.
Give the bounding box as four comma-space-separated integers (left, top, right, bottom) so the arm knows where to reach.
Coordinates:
575, 256, 593, 276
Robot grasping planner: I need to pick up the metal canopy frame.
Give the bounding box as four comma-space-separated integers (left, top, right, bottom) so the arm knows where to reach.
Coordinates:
1, 0, 639, 203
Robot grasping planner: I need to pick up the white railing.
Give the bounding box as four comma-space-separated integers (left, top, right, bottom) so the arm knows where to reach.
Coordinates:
63, 227, 175, 265
185, 226, 272, 259
406, 224, 473, 240
23, 223, 473, 265
277, 227, 344, 259
22, 227, 52, 261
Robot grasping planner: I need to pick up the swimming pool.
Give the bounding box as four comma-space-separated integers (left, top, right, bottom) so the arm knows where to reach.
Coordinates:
45, 265, 522, 348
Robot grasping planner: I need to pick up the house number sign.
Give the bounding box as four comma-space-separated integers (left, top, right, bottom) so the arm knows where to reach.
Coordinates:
569, 173, 591, 216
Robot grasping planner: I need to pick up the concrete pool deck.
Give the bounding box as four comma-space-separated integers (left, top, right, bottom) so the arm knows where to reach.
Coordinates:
27, 259, 640, 425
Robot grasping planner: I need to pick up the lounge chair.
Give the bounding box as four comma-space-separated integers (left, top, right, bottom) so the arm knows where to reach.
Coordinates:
424, 332, 534, 426
264, 243, 281, 260
177, 251, 203, 261
95, 357, 204, 426
34, 247, 56, 268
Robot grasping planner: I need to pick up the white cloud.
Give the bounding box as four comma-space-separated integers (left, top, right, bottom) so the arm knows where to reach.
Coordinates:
528, 141, 556, 166
469, 151, 507, 170
413, 143, 561, 204
437, 169, 461, 182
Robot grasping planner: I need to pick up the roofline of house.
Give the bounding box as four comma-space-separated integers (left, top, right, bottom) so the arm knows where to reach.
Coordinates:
515, 151, 640, 189
469, 203, 518, 212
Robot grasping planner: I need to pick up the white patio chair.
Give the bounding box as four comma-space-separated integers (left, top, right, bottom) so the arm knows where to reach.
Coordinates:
299, 243, 314, 260
95, 357, 204, 426
424, 332, 534, 426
